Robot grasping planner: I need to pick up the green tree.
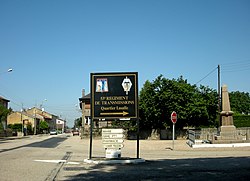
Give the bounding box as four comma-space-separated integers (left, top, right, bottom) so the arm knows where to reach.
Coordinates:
229, 91, 250, 115
74, 117, 82, 128
39, 121, 49, 131
0, 104, 11, 130
139, 75, 218, 129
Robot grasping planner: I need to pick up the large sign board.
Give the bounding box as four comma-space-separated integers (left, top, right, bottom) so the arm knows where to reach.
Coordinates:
91, 72, 138, 119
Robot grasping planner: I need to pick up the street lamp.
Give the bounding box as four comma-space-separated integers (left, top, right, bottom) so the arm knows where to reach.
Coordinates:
7, 68, 13, 72
0, 68, 13, 132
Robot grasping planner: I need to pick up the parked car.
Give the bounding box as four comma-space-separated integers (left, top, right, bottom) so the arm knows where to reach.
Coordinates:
12, 130, 18, 136
72, 130, 79, 136
49, 129, 57, 135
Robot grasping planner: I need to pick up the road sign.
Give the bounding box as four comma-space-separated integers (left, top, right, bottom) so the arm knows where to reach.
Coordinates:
102, 129, 125, 149
102, 139, 124, 144
91, 72, 138, 119
171, 111, 177, 124
103, 144, 124, 149
102, 134, 124, 139
102, 129, 124, 134
171, 111, 177, 150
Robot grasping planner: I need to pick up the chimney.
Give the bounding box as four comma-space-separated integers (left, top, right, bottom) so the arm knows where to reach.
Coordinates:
82, 89, 85, 97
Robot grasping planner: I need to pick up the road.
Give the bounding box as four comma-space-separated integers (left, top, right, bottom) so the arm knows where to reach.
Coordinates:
0, 135, 250, 181
0, 134, 71, 181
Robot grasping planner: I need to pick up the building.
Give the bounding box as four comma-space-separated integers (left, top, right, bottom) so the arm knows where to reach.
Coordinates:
7, 111, 36, 135
79, 90, 91, 126
7, 107, 64, 135
79, 89, 111, 137
0, 96, 10, 130
56, 118, 66, 133
0, 96, 10, 108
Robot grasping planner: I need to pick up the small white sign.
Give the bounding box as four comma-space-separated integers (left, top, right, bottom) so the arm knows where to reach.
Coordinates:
102, 129, 125, 149
103, 144, 124, 149
102, 134, 124, 139
102, 129, 124, 134
103, 139, 124, 144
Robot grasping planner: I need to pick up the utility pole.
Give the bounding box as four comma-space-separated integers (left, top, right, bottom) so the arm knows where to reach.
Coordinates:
34, 108, 37, 135
81, 89, 85, 139
218, 64, 221, 127
21, 103, 23, 136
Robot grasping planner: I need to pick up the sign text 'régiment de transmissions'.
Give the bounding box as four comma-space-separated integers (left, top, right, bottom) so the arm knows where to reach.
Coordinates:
91, 72, 138, 119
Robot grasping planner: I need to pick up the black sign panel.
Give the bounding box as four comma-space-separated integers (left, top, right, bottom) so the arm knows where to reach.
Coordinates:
91, 72, 138, 119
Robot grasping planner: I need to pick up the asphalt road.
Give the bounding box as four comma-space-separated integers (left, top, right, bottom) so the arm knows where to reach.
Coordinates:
60, 157, 250, 181
0, 135, 70, 181
1, 135, 250, 181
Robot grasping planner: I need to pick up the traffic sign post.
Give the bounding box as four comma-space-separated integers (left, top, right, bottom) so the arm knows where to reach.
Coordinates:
89, 72, 139, 159
171, 111, 177, 150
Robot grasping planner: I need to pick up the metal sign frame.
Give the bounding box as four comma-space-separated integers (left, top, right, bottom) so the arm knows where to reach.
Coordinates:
89, 72, 140, 159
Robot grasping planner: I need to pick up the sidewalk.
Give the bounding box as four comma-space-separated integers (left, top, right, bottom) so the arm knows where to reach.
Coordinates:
0, 134, 51, 140
0, 135, 31, 140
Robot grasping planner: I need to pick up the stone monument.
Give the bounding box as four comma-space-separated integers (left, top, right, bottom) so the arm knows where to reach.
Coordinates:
219, 85, 237, 141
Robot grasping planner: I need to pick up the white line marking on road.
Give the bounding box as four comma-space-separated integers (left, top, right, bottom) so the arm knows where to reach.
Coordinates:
34, 160, 80, 164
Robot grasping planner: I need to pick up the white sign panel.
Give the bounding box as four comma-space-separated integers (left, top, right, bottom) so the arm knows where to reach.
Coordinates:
102, 134, 124, 139
103, 144, 124, 149
103, 139, 124, 144
102, 129, 125, 149
102, 129, 124, 134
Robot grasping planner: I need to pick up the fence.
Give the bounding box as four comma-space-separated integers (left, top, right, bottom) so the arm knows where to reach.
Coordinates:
187, 130, 196, 146
187, 127, 250, 146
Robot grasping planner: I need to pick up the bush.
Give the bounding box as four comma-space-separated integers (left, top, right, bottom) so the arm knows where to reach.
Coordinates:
7, 123, 22, 132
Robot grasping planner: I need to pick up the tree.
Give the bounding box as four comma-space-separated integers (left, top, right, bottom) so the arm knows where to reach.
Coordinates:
229, 91, 250, 115
39, 121, 49, 132
139, 75, 218, 129
0, 104, 11, 130
74, 117, 82, 128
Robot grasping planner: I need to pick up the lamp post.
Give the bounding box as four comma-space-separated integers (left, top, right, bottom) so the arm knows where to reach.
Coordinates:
0, 68, 13, 132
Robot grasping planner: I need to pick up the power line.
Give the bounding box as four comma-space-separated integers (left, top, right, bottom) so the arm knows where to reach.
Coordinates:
221, 59, 250, 66
221, 59, 250, 73
195, 67, 218, 85
0, 92, 22, 108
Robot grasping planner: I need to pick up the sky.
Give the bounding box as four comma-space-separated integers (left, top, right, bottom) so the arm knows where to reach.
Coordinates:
1, 0, 250, 127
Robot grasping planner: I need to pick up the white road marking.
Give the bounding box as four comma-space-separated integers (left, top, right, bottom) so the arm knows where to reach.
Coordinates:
34, 160, 80, 164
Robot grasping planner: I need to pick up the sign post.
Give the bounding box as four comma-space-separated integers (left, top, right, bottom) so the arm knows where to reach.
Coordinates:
171, 111, 177, 150
90, 72, 139, 159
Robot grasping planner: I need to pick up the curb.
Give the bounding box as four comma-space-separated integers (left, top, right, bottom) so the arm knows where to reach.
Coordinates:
192, 142, 250, 148
84, 158, 146, 164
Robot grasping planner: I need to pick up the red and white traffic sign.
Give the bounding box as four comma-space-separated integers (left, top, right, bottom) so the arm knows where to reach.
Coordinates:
171, 111, 177, 124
